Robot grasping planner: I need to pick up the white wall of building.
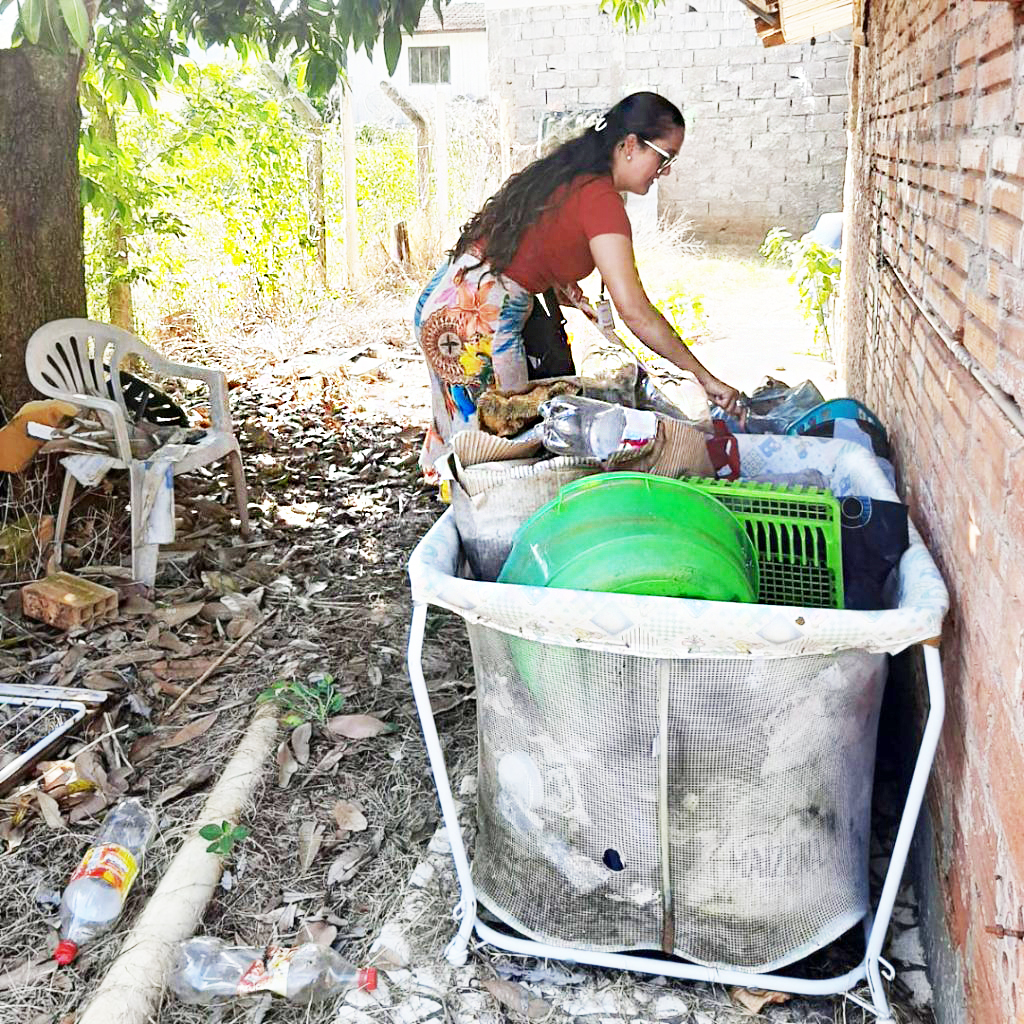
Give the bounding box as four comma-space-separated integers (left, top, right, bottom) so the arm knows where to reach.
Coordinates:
348, 31, 489, 125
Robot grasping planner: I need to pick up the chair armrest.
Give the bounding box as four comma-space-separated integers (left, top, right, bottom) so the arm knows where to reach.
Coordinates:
58, 394, 134, 463
128, 354, 232, 431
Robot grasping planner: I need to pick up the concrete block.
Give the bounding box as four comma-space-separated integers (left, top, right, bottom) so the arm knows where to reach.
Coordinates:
545, 52, 578, 72
738, 79, 775, 99
682, 65, 720, 86
625, 49, 657, 70
520, 20, 554, 40
555, 17, 590, 37
566, 68, 599, 89
532, 36, 563, 56
718, 63, 753, 83
720, 28, 756, 47
534, 70, 565, 89
513, 54, 546, 74
578, 50, 610, 70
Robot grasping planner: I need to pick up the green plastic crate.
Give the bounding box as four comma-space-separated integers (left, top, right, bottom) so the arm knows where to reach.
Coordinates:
680, 477, 844, 609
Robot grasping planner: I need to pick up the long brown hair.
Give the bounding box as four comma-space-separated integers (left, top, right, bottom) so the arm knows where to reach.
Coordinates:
450, 92, 685, 278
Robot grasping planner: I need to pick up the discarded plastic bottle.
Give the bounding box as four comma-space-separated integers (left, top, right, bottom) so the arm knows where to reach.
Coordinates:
540, 394, 658, 461
169, 937, 378, 1005
54, 797, 157, 965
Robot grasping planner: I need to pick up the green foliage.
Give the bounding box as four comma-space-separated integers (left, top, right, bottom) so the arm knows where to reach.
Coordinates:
199, 820, 250, 857
165, 63, 313, 298
600, 0, 666, 31
11, 0, 87, 50
653, 287, 709, 344
759, 227, 840, 359
257, 673, 345, 727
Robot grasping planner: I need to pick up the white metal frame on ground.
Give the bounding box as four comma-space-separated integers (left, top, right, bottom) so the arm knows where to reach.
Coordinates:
407, 604, 944, 1024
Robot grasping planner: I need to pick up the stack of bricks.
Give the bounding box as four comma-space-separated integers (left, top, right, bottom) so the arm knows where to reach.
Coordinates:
844, 2, 1024, 1023
487, 0, 850, 239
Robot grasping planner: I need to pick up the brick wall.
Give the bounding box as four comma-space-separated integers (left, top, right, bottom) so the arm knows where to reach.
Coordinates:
488, 0, 849, 240
843, 2, 1024, 1022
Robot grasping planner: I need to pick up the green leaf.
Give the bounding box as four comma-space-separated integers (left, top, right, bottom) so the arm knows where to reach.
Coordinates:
383, 19, 401, 76
108, 75, 127, 105
39, 0, 65, 48
233, 825, 250, 840
57, 0, 89, 49
126, 76, 153, 114
198, 824, 222, 840
20, 0, 43, 44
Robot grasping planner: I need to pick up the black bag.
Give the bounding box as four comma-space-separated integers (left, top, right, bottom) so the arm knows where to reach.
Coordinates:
522, 288, 575, 379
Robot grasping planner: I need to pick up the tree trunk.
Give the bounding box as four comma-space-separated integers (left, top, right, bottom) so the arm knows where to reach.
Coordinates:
80, 85, 134, 330
306, 132, 327, 290
0, 46, 86, 418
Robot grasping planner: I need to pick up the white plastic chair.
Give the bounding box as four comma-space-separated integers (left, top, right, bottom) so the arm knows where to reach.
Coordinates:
26, 319, 250, 586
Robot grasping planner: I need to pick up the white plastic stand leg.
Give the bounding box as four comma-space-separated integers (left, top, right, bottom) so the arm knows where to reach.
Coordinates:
861, 642, 945, 1022
407, 602, 478, 966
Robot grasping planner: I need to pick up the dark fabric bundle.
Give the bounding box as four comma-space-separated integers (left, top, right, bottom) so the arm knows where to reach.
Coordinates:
840, 496, 909, 610
522, 289, 575, 379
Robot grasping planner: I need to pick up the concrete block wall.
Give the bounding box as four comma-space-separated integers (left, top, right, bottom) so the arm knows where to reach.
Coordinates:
487, 0, 849, 240
843, 1, 1024, 1021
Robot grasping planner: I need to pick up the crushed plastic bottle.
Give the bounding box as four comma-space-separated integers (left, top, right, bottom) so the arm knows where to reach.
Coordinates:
169, 937, 378, 1005
54, 797, 156, 965
539, 394, 658, 461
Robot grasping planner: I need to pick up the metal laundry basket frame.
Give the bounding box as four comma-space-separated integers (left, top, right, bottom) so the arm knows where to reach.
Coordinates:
408, 612, 942, 1023
406, 436, 948, 1023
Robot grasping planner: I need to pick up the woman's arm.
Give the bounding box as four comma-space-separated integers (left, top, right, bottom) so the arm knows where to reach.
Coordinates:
589, 233, 742, 415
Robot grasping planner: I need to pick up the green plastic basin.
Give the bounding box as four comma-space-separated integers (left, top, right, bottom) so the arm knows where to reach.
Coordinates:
498, 472, 759, 603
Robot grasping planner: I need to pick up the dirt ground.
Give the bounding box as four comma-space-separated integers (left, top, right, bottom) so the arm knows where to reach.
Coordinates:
0, 245, 930, 1024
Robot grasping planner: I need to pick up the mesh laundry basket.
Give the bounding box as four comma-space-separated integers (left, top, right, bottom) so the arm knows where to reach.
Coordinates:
408, 436, 948, 973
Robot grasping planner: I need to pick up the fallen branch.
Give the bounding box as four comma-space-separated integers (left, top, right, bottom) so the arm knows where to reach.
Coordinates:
76, 703, 279, 1024
161, 608, 277, 720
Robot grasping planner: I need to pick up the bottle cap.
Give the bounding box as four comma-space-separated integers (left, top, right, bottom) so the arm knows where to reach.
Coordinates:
54, 940, 79, 965
357, 967, 378, 991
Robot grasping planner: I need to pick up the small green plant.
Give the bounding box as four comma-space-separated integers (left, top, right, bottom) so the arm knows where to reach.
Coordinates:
655, 287, 710, 343
199, 821, 250, 857
759, 227, 840, 360
257, 673, 345, 727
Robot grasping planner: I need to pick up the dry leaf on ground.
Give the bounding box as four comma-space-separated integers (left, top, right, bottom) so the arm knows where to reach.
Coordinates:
156, 763, 215, 805
152, 658, 217, 682
153, 601, 205, 628
291, 723, 311, 765
296, 920, 338, 947
728, 986, 792, 1014
277, 741, 298, 788
297, 820, 325, 872
483, 979, 551, 1021
162, 712, 219, 749
326, 714, 392, 739
331, 800, 368, 833
0, 959, 58, 992
325, 843, 373, 886
34, 791, 64, 829
128, 733, 165, 764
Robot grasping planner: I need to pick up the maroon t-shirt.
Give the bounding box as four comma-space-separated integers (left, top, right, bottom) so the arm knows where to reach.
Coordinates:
502, 174, 631, 293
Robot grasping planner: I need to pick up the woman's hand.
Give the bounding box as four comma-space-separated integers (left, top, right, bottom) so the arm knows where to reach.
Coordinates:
556, 283, 598, 322
700, 376, 743, 417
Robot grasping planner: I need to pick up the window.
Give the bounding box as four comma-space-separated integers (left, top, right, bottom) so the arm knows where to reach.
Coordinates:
409, 46, 450, 85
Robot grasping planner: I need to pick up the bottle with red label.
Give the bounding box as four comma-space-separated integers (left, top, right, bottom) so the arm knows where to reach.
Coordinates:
54, 797, 157, 965
169, 937, 378, 1005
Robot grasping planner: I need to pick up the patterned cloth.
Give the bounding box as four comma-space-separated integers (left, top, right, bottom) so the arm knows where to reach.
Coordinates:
414, 254, 533, 475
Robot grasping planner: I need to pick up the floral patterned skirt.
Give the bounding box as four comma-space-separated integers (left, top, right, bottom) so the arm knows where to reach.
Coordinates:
414, 254, 533, 474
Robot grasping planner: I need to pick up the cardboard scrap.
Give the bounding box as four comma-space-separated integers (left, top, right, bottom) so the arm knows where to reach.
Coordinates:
0, 399, 78, 473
